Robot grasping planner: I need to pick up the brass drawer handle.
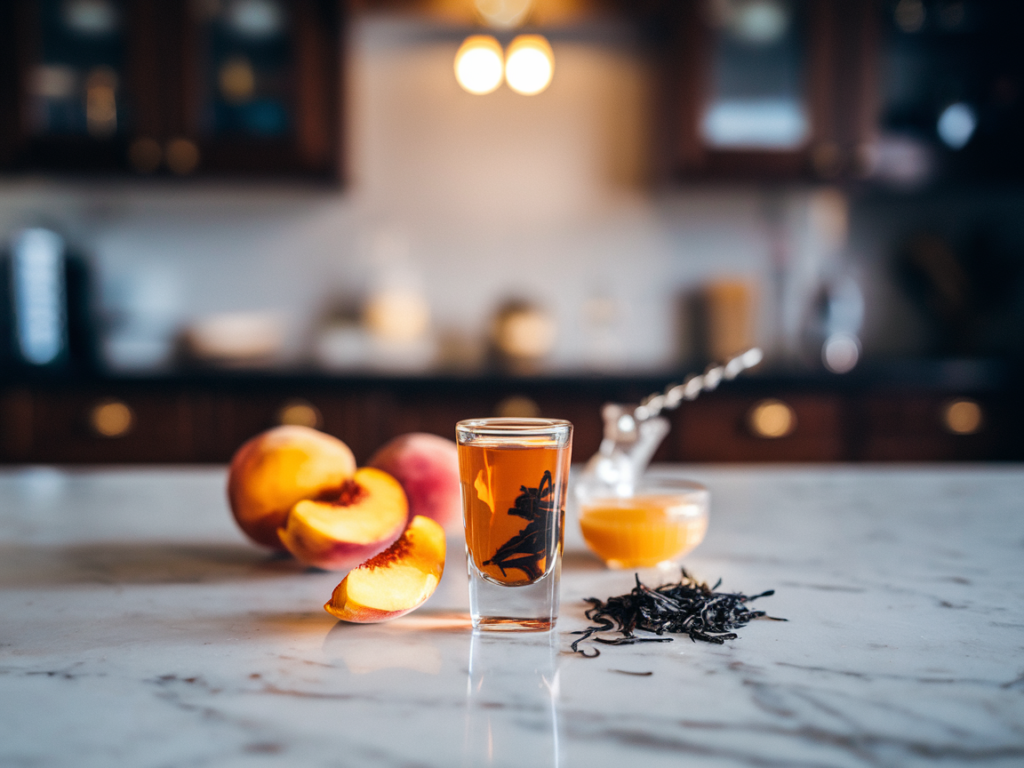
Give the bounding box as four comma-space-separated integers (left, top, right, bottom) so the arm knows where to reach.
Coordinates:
942, 398, 983, 435
90, 400, 135, 438
278, 399, 322, 429
166, 138, 200, 175
748, 399, 796, 439
494, 395, 540, 419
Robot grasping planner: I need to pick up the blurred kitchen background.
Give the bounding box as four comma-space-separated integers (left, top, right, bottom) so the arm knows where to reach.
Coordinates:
1, 0, 1022, 464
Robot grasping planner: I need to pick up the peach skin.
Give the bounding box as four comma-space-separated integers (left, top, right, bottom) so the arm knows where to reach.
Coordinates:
227, 425, 356, 550
324, 515, 446, 623
278, 467, 408, 571
368, 432, 462, 531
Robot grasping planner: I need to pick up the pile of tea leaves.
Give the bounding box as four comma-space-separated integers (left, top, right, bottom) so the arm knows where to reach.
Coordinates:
570, 570, 785, 657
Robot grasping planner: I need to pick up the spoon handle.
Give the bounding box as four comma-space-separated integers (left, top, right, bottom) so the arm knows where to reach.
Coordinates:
631, 348, 764, 422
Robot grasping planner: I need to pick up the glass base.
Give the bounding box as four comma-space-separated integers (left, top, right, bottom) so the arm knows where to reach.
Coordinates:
468, 556, 560, 632
474, 617, 555, 632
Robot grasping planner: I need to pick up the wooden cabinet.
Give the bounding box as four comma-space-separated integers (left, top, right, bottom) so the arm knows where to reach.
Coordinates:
0, 0, 343, 179
0, 380, 604, 465
661, 0, 1024, 185
869, 0, 1024, 185
670, 393, 846, 462
663, 0, 878, 181
0, 386, 193, 462
854, 394, 1010, 461
1, 374, 1019, 464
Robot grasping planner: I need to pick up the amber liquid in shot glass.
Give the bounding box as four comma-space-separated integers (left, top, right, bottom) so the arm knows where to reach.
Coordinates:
457, 418, 572, 632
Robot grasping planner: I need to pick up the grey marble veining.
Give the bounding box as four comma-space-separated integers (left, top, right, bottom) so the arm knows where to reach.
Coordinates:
2, 465, 1023, 767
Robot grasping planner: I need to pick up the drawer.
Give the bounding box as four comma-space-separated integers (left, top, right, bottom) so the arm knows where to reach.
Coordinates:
672, 393, 845, 462
11, 390, 194, 463
187, 390, 388, 464
857, 395, 1007, 461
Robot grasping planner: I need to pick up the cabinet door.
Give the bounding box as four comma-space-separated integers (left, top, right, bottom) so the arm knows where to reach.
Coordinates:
0, 388, 195, 463
868, 0, 1024, 186
671, 393, 846, 461
1, 0, 139, 172
855, 394, 1011, 461
0, 0, 343, 179
666, 0, 877, 181
168, 0, 342, 179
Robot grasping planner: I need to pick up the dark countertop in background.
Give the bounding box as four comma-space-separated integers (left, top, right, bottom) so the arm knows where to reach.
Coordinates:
3, 357, 1017, 393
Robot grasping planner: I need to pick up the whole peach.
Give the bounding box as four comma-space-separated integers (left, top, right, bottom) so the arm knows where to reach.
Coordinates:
228, 425, 356, 549
368, 433, 462, 531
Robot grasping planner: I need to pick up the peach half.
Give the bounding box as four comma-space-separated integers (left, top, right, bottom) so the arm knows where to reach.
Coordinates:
325, 515, 446, 623
228, 425, 356, 550
368, 432, 462, 532
278, 467, 408, 571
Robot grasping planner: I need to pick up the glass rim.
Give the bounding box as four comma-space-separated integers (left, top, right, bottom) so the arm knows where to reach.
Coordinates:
578, 476, 708, 503
632, 477, 708, 493
456, 417, 572, 437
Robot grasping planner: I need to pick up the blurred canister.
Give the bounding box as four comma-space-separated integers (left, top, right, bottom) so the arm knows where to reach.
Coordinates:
700, 279, 757, 362
490, 299, 557, 373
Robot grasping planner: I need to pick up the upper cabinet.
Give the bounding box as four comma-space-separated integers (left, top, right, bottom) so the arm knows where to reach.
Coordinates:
664, 0, 878, 182
870, 0, 1024, 186
662, 0, 1024, 186
0, 0, 343, 179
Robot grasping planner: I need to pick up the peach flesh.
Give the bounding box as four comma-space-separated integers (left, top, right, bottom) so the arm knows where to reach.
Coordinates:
227, 425, 356, 550
368, 433, 462, 531
325, 515, 446, 623
278, 467, 408, 571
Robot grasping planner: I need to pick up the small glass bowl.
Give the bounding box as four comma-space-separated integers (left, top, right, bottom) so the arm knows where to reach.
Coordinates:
577, 477, 709, 569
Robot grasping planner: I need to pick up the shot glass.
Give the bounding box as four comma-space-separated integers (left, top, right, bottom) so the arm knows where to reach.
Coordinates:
456, 418, 573, 632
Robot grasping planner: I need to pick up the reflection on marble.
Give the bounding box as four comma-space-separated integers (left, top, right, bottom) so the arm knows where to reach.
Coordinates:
465, 632, 562, 768
2, 466, 1024, 767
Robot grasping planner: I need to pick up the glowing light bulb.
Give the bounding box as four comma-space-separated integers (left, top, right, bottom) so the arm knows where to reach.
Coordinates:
454, 36, 504, 95
504, 35, 554, 96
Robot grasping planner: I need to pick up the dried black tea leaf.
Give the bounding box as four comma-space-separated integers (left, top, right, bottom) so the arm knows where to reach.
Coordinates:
571, 570, 785, 657
484, 470, 556, 582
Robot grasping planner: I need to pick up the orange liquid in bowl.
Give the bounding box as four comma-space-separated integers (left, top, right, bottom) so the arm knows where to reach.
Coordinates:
579, 493, 708, 569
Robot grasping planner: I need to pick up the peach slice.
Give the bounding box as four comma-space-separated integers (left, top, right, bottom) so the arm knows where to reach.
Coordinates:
278, 467, 408, 571
228, 425, 356, 550
324, 515, 446, 623
368, 433, 462, 532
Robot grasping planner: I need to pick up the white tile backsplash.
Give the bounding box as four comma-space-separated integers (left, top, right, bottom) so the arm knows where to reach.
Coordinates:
5, 16, 1004, 372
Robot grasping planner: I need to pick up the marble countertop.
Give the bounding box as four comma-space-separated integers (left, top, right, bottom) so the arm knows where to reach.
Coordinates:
2, 465, 1023, 767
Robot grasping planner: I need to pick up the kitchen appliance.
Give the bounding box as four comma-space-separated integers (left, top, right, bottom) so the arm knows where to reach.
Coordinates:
1, 227, 98, 375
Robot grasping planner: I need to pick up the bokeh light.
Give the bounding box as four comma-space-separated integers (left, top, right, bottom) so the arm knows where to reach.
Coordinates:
473, 0, 533, 29
937, 102, 977, 150
730, 0, 789, 45
943, 399, 983, 435
748, 399, 796, 438
822, 332, 860, 374
505, 35, 554, 96
454, 36, 504, 95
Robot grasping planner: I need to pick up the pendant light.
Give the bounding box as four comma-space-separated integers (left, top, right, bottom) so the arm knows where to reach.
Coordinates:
454, 35, 504, 95
504, 34, 554, 95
